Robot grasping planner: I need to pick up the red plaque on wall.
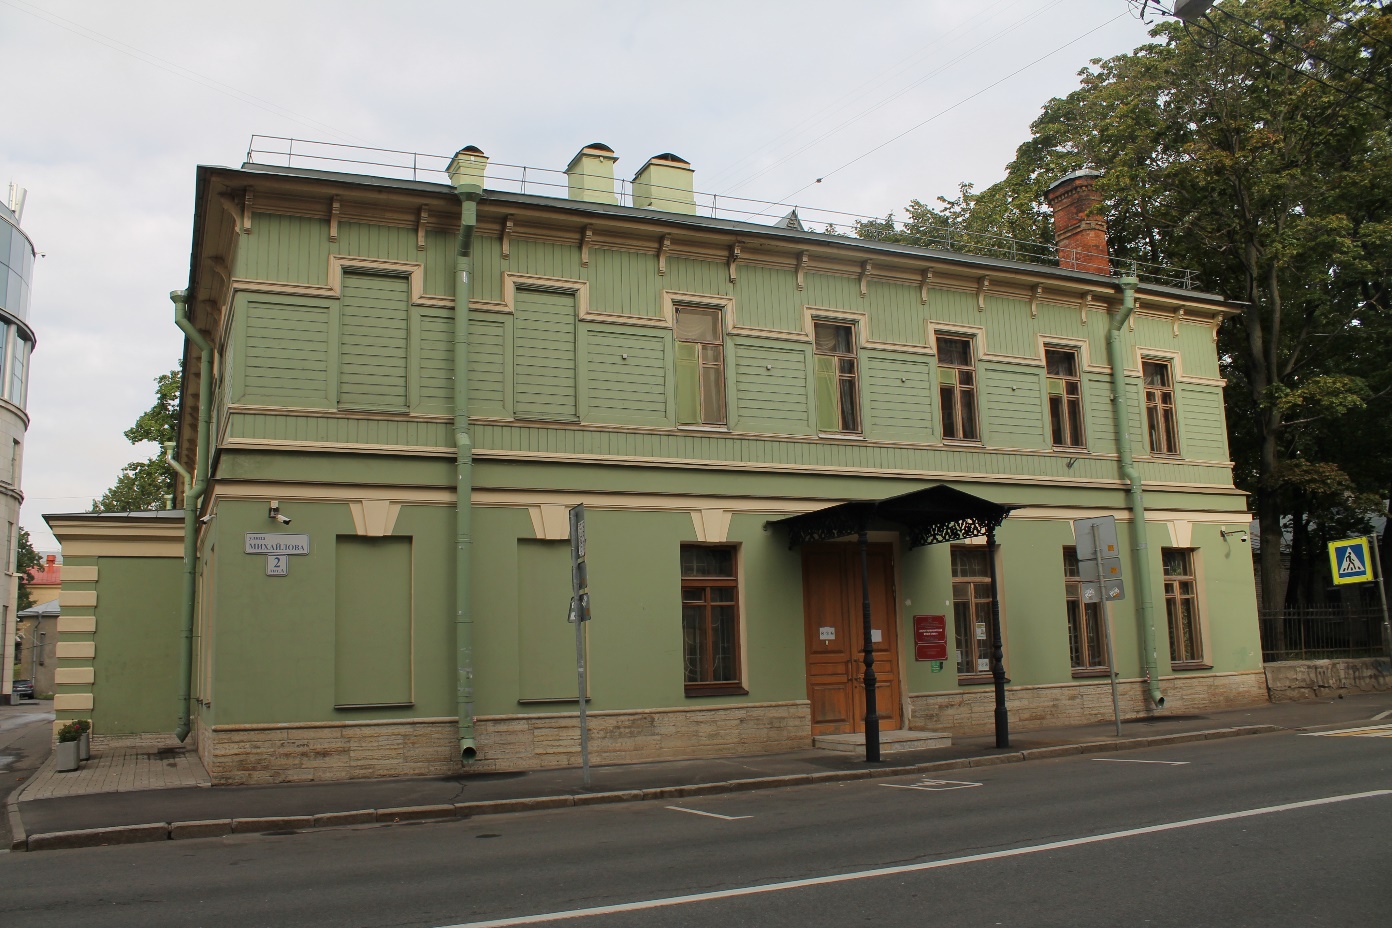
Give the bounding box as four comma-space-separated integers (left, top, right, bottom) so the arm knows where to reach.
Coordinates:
914, 614, 947, 662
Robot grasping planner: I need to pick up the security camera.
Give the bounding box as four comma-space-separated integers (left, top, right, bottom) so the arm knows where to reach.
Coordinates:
198, 514, 214, 525
273, 513, 293, 525
268, 501, 292, 525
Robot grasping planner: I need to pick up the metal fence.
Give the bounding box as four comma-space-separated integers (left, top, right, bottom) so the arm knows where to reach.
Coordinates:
1259, 605, 1389, 662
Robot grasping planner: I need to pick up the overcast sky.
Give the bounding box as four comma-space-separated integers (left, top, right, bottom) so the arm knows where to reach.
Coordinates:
1, 0, 1160, 550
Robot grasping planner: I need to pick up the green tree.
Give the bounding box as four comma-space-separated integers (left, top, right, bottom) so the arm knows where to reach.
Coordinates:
15, 526, 41, 613
91, 367, 181, 513
865, 0, 1392, 610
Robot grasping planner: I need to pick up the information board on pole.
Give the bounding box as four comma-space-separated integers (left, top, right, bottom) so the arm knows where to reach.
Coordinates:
568, 504, 591, 788
1074, 516, 1124, 736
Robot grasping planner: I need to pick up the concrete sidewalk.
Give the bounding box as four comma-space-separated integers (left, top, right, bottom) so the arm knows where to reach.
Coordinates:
10, 693, 1391, 852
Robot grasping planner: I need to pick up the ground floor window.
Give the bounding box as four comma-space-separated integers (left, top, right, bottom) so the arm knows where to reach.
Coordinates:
1163, 548, 1204, 665
951, 546, 1000, 678
680, 545, 741, 693
1062, 547, 1109, 673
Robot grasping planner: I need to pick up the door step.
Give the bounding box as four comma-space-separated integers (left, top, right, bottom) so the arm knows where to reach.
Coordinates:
813, 730, 952, 753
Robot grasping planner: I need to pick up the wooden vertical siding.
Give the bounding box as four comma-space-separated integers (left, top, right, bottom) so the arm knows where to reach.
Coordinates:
234, 213, 330, 285
339, 274, 410, 412
588, 249, 663, 318
513, 288, 578, 421
220, 211, 1234, 485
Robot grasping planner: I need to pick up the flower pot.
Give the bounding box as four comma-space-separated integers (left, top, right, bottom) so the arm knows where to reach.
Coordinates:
78, 731, 91, 761
56, 740, 80, 772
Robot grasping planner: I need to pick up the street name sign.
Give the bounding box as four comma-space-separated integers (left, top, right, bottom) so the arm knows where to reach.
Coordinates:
1329, 537, 1373, 585
245, 533, 310, 555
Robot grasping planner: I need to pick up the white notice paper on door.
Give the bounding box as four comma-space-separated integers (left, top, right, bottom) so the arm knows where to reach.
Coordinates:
819, 626, 836, 641
871, 629, 882, 643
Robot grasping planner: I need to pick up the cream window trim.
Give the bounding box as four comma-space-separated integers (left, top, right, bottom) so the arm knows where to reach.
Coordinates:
803, 305, 933, 355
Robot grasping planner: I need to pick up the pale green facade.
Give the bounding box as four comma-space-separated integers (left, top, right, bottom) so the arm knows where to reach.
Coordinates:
50, 152, 1264, 779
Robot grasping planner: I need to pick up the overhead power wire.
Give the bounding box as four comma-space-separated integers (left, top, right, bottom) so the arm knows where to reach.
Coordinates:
766, 11, 1130, 208
707, 0, 1040, 191
718, 0, 1057, 195
1186, 13, 1392, 117
0, 0, 368, 145
1287, 0, 1392, 55
1211, 4, 1392, 99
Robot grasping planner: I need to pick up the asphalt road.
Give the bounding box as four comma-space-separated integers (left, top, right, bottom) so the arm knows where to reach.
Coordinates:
1, 724, 1388, 928
0, 702, 52, 850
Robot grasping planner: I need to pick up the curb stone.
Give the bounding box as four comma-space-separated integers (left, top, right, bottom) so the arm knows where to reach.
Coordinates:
16, 724, 1284, 852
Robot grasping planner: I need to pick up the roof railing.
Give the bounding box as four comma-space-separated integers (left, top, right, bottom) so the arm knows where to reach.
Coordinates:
243, 135, 1199, 290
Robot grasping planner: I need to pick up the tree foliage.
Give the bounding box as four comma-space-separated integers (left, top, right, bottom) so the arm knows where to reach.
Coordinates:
91, 368, 181, 513
865, 0, 1392, 608
15, 526, 41, 613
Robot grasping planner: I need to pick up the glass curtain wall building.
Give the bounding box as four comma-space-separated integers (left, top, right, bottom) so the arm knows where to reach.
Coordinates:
0, 187, 36, 704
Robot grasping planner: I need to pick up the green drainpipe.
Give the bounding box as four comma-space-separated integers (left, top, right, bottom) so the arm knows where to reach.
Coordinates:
1108, 276, 1165, 710
166, 290, 214, 742
448, 149, 484, 762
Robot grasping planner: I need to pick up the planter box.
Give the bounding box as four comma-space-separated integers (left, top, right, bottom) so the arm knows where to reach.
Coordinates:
78, 732, 91, 761
56, 740, 80, 772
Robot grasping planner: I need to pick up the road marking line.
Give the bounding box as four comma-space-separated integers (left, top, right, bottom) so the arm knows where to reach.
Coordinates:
1371, 710, 1392, 721
881, 778, 983, 791
1302, 724, 1392, 738
665, 806, 751, 821
434, 789, 1392, 928
1092, 758, 1190, 766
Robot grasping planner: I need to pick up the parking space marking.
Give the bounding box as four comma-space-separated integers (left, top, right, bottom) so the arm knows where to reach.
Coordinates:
666, 806, 751, 821
1370, 710, 1392, 721
1092, 758, 1189, 766
1303, 723, 1392, 738
881, 778, 983, 791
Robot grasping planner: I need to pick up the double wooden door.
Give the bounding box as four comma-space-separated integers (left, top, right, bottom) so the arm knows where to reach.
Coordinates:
802, 544, 902, 736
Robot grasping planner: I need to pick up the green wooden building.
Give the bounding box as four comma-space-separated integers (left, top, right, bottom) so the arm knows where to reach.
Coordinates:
47, 143, 1265, 783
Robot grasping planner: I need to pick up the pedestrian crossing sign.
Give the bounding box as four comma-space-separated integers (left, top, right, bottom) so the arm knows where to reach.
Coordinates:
1328, 537, 1372, 585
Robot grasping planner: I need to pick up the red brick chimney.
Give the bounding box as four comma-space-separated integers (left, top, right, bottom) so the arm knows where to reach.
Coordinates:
1044, 170, 1110, 275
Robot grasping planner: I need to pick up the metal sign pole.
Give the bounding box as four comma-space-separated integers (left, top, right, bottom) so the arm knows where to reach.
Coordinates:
569, 505, 590, 788
1095, 523, 1122, 738
1091, 525, 1124, 734
1370, 533, 1391, 660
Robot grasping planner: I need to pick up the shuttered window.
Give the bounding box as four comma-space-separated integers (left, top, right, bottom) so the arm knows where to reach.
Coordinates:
338, 273, 409, 412
514, 288, 577, 421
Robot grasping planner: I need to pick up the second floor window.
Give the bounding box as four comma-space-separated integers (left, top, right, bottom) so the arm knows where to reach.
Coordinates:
1143, 359, 1180, 455
814, 322, 860, 433
1046, 347, 1085, 449
675, 308, 726, 426
937, 335, 979, 441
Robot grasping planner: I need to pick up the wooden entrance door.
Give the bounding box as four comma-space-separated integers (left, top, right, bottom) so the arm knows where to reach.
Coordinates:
802, 544, 902, 736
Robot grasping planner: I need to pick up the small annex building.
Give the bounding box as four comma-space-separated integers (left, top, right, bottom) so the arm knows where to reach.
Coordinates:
47, 142, 1266, 784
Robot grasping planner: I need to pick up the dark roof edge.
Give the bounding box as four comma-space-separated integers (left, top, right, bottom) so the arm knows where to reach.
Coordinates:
211, 162, 1229, 306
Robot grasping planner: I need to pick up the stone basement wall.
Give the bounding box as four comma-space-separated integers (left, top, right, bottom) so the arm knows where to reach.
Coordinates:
201, 701, 812, 785
1264, 658, 1392, 702
907, 670, 1269, 735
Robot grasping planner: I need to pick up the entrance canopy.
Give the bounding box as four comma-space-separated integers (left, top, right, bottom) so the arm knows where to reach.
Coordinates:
769, 485, 1018, 549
